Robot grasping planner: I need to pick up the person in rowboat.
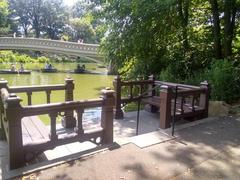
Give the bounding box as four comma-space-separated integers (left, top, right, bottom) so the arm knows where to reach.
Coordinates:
10, 64, 16, 72
19, 63, 24, 72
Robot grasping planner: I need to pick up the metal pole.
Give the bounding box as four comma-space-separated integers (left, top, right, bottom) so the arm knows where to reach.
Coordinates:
172, 85, 178, 136
136, 97, 141, 135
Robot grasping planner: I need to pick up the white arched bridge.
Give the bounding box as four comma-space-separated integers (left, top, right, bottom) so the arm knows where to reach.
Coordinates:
0, 37, 103, 63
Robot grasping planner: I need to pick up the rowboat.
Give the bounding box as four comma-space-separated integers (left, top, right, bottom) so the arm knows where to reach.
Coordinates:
41, 68, 58, 73
0, 69, 31, 74
73, 68, 85, 74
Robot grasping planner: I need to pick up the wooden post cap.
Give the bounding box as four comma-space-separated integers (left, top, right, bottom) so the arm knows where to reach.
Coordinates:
9, 93, 17, 98
200, 81, 209, 86
101, 88, 115, 95
65, 78, 74, 82
115, 75, 121, 80
0, 79, 8, 86
6, 93, 22, 107
160, 85, 172, 90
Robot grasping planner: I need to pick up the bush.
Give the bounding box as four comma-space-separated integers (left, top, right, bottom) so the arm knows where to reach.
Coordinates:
37, 56, 49, 63
0, 51, 51, 63
160, 59, 240, 103
205, 60, 240, 103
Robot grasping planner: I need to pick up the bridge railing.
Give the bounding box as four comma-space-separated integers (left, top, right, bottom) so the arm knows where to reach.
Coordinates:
0, 79, 114, 169
0, 37, 99, 55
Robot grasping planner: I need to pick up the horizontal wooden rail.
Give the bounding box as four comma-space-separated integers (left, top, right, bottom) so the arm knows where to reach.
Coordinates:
155, 80, 200, 89
22, 99, 103, 117
174, 88, 206, 97
121, 80, 152, 86
9, 84, 65, 93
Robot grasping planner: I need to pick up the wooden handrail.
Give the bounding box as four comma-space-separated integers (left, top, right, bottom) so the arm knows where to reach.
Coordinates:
121, 80, 152, 86
9, 84, 65, 93
21, 99, 103, 117
174, 88, 206, 97
155, 80, 200, 89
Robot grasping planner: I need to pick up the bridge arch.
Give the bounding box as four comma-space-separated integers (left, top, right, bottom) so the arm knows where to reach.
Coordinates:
0, 37, 103, 64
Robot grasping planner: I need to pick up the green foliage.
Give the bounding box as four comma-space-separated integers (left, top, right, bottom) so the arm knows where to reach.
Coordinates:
0, 0, 10, 35
0, 51, 50, 63
177, 60, 240, 103
204, 60, 240, 103
37, 56, 50, 63
70, 17, 96, 43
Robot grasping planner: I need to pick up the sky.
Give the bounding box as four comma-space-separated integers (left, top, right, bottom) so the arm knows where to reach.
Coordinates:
63, 0, 78, 7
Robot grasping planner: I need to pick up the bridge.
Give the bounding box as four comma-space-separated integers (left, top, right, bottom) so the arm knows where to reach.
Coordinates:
0, 37, 103, 63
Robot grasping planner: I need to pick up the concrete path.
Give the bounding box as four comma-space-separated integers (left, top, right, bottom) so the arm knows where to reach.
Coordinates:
20, 116, 240, 180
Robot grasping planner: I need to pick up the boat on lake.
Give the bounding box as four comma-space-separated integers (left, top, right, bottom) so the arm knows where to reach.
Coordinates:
73, 68, 85, 74
97, 64, 106, 68
41, 68, 58, 73
72, 64, 86, 74
0, 69, 31, 74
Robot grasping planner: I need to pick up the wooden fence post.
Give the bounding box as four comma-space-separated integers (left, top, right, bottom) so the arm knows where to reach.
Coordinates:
6, 93, 25, 169
145, 75, 158, 113
113, 75, 124, 119
101, 88, 115, 144
159, 85, 173, 129
62, 78, 76, 128
0, 79, 8, 140
199, 81, 210, 118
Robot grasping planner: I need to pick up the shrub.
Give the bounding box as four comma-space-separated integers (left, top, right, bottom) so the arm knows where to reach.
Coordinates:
160, 59, 240, 103
37, 56, 49, 63
0, 51, 51, 63
206, 60, 240, 103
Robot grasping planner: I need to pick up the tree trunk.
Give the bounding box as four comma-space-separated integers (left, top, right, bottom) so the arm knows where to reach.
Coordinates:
35, 29, 40, 38
209, 0, 222, 59
223, 0, 236, 57
177, 0, 190, 53
24, 28, 28, 37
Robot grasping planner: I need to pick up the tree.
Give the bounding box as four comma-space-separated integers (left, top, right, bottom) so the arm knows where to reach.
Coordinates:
209, 0, 222, 59
41, 0, 68, 39
0, 0, 10, 35
70, 16, 96, 43
209, 0, 239, 58
28, 0, 44, 38
100, 0, 181, 76
9, 0, 31, 37
177, 0, 190, 53
71, 0, 94, 18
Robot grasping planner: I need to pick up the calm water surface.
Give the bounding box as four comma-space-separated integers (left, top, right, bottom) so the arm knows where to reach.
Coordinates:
0, 63, 114, 105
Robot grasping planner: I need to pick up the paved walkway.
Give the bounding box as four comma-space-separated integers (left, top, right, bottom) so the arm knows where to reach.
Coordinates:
19, 116, 240, 180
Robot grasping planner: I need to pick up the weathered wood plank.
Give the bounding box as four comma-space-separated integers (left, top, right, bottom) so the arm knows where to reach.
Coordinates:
21, 116, 49, 145
21, 118, 32, 145
29, 116, 50, 141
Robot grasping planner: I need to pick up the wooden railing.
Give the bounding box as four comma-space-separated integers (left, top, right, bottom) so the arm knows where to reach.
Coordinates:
113, 75, 153, 119
113, 75, 209, 129
0, 79, 114, 169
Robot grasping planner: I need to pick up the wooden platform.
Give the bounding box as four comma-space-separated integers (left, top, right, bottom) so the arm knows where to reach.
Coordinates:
22, 116, 50, 146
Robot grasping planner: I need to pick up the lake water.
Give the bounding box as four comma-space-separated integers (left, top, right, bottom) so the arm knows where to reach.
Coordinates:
0, 63, 115, 105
